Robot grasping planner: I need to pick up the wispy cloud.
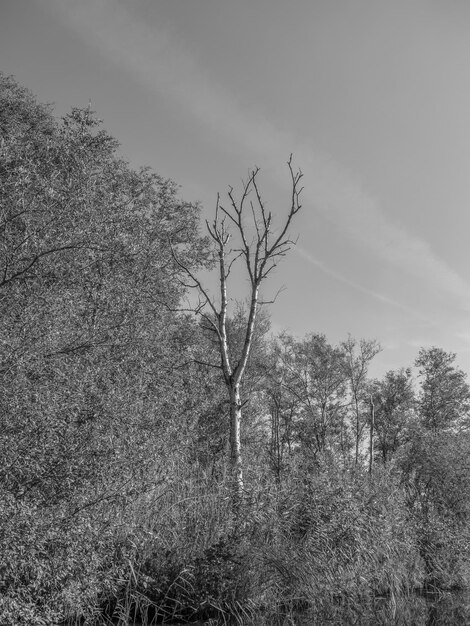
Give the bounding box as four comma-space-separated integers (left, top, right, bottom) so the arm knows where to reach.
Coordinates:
297, 247, 432, 323
293, 149, 470, 312
41, 0, 470, 313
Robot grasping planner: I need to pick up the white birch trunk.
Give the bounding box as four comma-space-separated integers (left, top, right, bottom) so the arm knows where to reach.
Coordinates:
229, 384, 244, 500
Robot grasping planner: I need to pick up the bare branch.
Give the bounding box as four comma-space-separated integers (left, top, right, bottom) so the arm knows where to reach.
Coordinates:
194, 359, 222, 370
168, 237, 219, 319
1, 242, 86, 288
258, 285, 286, 306
200, 312, 220, 336
225, 250, 244, 278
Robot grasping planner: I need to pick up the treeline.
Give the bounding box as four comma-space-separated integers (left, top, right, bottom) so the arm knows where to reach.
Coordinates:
1, 74, 470, 625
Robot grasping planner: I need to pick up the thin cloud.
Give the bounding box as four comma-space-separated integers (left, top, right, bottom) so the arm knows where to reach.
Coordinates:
40, 0, 470, 312
297, 247, 432, 323
294, 149, 470, 312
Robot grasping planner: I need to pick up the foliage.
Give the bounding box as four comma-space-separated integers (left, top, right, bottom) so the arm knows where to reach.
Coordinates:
272, 333, 349, 458
341, 336, 382, 465
399, 430, 470, 589
415, 347, 470, 431
371, 368, 416, 464
3, 74, 470, 625
0, 73, 208, 625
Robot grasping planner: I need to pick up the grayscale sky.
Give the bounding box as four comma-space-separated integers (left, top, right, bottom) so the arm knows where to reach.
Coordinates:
2, 0, 470, 376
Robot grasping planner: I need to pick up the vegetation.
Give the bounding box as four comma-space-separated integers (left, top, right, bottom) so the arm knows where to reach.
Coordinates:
2, 73, 470, 625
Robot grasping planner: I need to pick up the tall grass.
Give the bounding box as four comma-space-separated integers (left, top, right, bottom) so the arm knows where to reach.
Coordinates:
2, 444, 468, 625
89, 457, 423, 625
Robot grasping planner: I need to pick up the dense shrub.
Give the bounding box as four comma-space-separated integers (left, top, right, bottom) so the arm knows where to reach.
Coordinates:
399, 430, 470, 589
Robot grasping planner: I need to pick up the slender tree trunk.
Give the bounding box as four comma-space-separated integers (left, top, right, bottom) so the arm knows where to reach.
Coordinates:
354, 396, 360, 465
369, 396, 375, 474
271, 401, 281, 481
229, 384, 244, 501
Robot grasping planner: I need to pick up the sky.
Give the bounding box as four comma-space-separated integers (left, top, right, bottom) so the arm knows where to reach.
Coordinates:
2, 0, 470, 377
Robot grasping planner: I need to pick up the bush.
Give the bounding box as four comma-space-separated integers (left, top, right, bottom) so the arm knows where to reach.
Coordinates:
399, 430, 470, 589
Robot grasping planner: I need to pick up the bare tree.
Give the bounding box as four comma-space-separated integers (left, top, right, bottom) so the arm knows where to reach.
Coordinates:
171, 157, 302, 501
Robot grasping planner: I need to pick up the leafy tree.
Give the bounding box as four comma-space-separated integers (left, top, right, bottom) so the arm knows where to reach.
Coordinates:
274, 333, 349, 459
371, 368, 416, 464
415, 347, 470, 432
0, 73, 209, 624
263, 336, 302, 479
341, 336, 381, 465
